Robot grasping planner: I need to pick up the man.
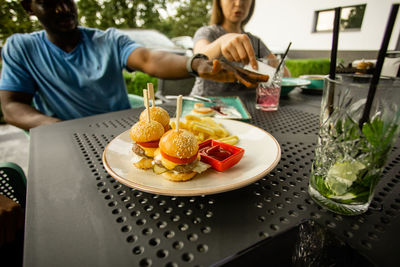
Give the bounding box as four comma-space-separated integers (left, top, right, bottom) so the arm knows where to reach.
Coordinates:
0, 0, 268, 131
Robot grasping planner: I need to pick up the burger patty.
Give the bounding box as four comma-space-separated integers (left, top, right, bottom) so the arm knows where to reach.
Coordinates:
132, 143, 148, 158
154, 159, 199, 173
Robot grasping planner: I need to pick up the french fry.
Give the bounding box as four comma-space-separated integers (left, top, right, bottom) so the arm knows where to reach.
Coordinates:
208, 135, 219, 141
215, 125, 230, 137
192, 123, 215, 136
176, 114, 239, 145
218, 136, 239, 145
200, 117, 219, 126
198, 132, 205, 142
185, 114, 202, 122
170, 120, 186, 130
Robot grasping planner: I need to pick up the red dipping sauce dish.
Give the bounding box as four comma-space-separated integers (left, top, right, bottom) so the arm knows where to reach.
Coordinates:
199, 139, 245, 172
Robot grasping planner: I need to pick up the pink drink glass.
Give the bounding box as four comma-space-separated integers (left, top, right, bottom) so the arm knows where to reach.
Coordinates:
256, 83, 281, 111
255, 58, 284, 111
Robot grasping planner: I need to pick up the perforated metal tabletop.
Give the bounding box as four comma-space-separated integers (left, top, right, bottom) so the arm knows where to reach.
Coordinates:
24, 90, 400, 267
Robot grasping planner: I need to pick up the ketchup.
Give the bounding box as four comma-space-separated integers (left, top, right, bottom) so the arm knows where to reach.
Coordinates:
199, 145, 232, 161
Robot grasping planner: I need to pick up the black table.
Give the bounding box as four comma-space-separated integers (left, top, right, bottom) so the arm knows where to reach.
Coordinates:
24, 89, 400, 266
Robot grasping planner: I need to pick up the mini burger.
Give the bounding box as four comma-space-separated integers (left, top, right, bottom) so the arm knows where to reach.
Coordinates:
130, 120, 165, 169
153, 129, 210, 182
139, 106, 170, 132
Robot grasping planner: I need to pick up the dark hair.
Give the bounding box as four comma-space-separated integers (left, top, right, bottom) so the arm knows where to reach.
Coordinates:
210, 0, 255, 29
21, 0, 31, 11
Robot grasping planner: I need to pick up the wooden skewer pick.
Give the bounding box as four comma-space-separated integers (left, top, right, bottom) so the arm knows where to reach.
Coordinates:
176, 95, 183, 131
147, 83, 156, 108
143, 89, 150, 122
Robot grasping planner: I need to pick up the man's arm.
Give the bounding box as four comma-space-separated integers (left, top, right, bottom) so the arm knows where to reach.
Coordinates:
126, 47, 191, 79
0, 91, 61, 131
126, 47, 269, 87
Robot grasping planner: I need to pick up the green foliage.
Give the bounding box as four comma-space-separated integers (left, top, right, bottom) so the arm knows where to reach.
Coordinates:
78, 0, 167, 30
163, 0, 212, 38
286, 58, 331, 77
0, 0, 41, 42
124, 71, 158, 96
1, 0, 211, 45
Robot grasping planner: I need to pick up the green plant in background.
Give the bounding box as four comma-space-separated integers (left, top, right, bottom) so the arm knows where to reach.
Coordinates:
123, 71, 158, 96
286, 58, 331, 77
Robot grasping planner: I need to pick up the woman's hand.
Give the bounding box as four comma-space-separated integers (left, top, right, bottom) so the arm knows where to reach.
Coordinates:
193, 58, 270, 88
194, 33, 258, 70
219, 33, 257, 69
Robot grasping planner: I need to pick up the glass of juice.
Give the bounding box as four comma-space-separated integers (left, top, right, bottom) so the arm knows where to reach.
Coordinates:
255, 58, 284, 111
309, 74, 400, 215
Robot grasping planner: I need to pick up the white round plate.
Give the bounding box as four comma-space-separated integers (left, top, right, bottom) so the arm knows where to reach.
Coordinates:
102, 119, 281, 196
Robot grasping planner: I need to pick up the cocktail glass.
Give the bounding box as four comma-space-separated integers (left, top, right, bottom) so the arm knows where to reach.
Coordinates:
309, 74, 400, 215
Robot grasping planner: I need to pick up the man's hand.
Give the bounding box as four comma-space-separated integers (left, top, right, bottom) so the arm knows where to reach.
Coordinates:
193, 59, 270, 88
0, 194, 24, 248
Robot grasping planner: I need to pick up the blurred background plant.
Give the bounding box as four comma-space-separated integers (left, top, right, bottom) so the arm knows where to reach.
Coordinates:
123, 71, 158, 96
286, 58, 331, 77
1, 0, 212, 43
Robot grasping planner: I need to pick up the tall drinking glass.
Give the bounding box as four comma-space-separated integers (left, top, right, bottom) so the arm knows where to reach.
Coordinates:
255, 58, 285, 111
309, 74, 400, 215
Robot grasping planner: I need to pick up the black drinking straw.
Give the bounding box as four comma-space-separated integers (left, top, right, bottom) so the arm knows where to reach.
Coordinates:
276, 42, 292, 73
359, 4, 399, 129
329, 7, 341, 80
327, 7, 341, 116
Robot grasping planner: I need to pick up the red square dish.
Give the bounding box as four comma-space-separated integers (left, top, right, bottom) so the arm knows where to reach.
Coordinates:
199, 139, 245, 172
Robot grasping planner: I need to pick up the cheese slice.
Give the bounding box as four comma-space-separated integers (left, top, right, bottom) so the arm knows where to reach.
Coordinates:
131, 151, 145, 163
160, 157, 179, 170
192, 161, 210, 173
154, 148, 209, 172
141, 146, 158, 157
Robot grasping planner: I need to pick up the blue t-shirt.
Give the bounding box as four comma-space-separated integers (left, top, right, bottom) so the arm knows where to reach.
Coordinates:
0, 27, 141, 120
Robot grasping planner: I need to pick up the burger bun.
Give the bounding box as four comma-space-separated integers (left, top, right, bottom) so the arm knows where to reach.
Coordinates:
139, 107, 170, 131
159, 129, 198, 159
130, 120, 164, 143
162, 171, 197, 182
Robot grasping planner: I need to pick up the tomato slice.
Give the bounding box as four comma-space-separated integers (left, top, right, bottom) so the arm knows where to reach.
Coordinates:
137, 140, 160, 148
160, 150, 197, 164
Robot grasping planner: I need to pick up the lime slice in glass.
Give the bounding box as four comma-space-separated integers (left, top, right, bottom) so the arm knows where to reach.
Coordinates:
325, 161, 365, 195
329, 192, 357, 200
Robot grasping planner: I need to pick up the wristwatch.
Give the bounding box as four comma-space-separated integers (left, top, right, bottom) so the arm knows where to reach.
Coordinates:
186, 53, 209, 77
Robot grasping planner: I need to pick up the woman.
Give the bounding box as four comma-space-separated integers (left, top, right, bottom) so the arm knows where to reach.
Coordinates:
190, 0, 289, 96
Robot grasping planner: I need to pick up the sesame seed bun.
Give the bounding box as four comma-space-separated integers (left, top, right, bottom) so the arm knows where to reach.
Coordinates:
139, 107, 170, 131
159, 129, 198, 159
130, 120, 164, 143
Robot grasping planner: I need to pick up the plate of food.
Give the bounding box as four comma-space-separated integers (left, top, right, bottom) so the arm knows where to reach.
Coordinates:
102, 118, 281, 196
181, 96, 252, 120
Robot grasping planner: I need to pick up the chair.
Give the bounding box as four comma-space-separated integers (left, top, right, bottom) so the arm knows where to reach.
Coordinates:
0, 162, 27, 208
0, 162, 26, 267
156, 77, 195, 100
128, 94, 145, 109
